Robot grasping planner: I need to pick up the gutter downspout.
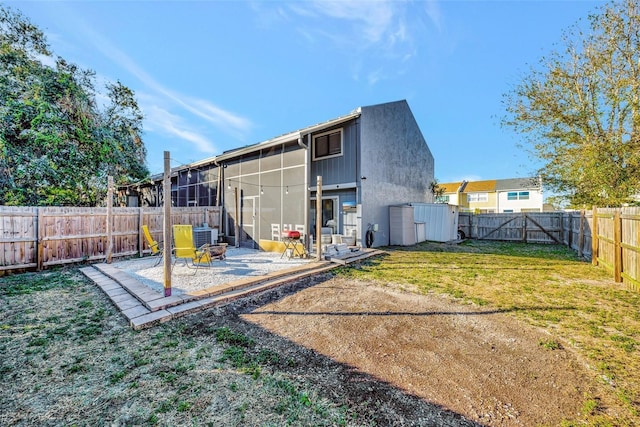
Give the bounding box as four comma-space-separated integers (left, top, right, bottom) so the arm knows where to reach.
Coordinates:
297, 133, 308, 149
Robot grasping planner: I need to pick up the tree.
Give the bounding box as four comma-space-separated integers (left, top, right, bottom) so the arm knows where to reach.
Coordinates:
502, 0, 640, 208
0, 5, 148, 206
429, 180, 446, 202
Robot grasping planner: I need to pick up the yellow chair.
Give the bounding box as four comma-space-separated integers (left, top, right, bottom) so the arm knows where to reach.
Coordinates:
172, 224, 212, 272
142, 225, 163, 266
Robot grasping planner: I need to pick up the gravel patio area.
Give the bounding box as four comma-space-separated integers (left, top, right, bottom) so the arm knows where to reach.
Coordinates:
112, 248, 312, 295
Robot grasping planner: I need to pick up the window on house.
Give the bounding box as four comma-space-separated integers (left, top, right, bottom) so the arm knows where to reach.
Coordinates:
467, 193, 488, 202
313, 129, 342, 160
508, 191, 530, 200
436, 195, 450, 203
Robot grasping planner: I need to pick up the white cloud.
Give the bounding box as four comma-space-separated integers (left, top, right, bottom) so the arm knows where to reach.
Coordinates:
143, 103, 217, 154
66, 10, 252, 142
423, 0, 444, 32
265, 0, 443, 85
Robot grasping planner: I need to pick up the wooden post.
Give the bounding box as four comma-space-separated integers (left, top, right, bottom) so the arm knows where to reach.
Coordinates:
106, 176, 114, 264
163, 151, 172, 297
316, 176, 322, 262
37, 207, 43, 271
565, 212, 571, 248
614, 209, 622, 283
234, 187, 240, 248
522, 212, 527, 243
578, 210, 585, 259
592, 206, 598, 266
138, 207, 144, 258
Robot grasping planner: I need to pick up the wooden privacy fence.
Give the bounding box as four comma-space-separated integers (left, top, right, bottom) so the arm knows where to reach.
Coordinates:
0, 206, 221, 272
591, 207, 640, 291
458, 208, 639, 290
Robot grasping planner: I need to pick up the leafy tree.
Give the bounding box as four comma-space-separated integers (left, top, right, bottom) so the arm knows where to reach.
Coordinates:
429, 180, 446, 202
502, 0, 640, 208
0, 5, 148, 206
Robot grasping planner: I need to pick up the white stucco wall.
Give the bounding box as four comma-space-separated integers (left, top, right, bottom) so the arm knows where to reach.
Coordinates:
358, 100, 435, 246
497, 190, 544, 212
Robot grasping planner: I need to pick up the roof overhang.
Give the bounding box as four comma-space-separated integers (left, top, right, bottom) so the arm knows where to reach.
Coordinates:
214, 108, 361, 163
147, 108, 362, 181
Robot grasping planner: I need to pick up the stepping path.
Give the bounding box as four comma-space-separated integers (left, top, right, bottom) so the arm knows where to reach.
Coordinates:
81, 248, 384, 329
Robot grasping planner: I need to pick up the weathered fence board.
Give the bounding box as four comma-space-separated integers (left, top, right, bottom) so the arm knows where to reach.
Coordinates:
592, 207, 640, 291
0, 206, 38, 270
0, 206, 221, 272
460, 212, 564, 244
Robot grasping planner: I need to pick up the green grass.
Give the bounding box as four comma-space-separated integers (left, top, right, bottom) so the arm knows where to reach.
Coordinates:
338, 240, 640, 425
0, 269, 346, 426
2, 242, 638, 426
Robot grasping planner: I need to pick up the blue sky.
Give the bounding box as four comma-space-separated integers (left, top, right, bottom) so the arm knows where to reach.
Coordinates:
9, 0, 604, 183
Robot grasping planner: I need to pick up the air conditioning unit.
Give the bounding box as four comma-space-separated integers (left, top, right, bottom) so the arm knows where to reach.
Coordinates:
193, 227, 218, 247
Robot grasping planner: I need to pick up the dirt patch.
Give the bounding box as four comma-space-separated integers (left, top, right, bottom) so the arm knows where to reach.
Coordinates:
241, 277, 591, 426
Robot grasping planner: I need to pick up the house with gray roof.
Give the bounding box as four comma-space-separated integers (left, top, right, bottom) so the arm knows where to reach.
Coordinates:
438, 177, 543, 213
132, 99, 435, 249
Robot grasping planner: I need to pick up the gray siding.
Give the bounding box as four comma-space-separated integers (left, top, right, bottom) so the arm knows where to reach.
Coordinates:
359, 100, 435, 246
223, 142, 306, 247
309, 120, 359, 187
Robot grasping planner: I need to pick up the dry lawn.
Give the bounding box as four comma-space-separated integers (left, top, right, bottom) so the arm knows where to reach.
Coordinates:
0, 240, 638, 426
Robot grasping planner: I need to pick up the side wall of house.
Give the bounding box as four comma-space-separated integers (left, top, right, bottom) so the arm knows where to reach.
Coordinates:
359, 100, 435, 246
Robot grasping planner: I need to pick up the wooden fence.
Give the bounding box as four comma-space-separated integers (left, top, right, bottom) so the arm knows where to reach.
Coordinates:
458, 208, 639, 290
591, 207, 640, 291
0, 206, 221, 272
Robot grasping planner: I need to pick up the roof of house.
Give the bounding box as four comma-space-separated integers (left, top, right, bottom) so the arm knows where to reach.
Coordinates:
494, 177, 540, 191
463, 180, 497, 192
439, 182, 465, 193
438, 177, 541, 194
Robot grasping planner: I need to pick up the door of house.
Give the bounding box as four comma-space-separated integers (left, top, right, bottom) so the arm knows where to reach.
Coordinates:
240, 196, 258, 249
309, 196, 339, 234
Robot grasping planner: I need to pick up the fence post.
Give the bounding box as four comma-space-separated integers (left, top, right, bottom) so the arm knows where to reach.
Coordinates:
472, 213, 477, 238
106, 176, 113, 264
614, 210, 622, 283
37, 207, 43, 271
138, 207, 144, 258
592, 206, 598, 266
522, 213, 527, 243
567, 212, 572, 248
578, 210, 585, 259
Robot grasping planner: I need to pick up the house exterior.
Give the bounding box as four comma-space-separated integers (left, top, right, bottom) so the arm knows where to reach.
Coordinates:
438, 177, 543, 213
132, 100, 435, 249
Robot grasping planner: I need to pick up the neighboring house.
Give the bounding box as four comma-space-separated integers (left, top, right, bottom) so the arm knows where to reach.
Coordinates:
435, 182, 465, 205
438, 177, 543, 213
131, 100, 435, 248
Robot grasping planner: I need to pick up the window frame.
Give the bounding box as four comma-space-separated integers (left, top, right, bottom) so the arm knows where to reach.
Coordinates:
507, 191, 530, 201
312, 128, 343, 161
467, 192, 488, 202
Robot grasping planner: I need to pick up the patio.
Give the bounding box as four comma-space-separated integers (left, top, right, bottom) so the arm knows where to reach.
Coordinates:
80, 247, 384, 329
